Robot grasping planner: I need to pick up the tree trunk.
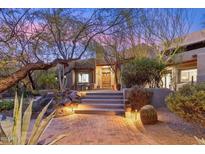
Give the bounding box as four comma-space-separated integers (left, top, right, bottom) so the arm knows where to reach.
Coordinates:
114, 70, 118, 85
28, 71, 36, 90
114, 64, 119, 85
0, 59, 73, 93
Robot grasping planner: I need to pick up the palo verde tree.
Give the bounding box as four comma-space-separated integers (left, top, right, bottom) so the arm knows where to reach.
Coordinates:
0, 8, 128, 93
91, 9, 192, 88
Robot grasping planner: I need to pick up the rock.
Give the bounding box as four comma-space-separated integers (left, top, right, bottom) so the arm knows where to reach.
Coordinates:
55, 106, 74, 118
68, 91, 80, 101
32, 90, 80, 117
0, 114, 7, 121
32, 94, 54, 113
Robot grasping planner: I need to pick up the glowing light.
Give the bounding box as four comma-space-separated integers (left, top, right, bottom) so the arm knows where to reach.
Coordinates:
125, 111, 131, 119
125, 109, 145, 131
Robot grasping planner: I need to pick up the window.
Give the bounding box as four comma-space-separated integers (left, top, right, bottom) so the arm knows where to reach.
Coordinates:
180, 69, 197, 83
78, 73, 89, 83
162, 72, 172, 89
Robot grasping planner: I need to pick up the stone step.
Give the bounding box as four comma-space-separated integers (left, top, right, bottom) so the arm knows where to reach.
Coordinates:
74, 108, 124, 115
81, 99, 124, 104
82, 95, 123, 99
76, 90, 124, 115
78, 103, 124, 109
85, 92, 123, 96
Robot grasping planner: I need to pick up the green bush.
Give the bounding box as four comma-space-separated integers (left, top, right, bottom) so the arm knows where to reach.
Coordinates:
127, 86, 153, 111
0, 100, 14, 111
37, 71, 58, 89
122, 58, 166, 88
166, 83, 205, 127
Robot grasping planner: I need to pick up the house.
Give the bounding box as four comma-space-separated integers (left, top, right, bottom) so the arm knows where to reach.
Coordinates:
66, 57, 117, 91
162, 30, 205, 90
66, 30, 205, 91
65, 43, 153, 91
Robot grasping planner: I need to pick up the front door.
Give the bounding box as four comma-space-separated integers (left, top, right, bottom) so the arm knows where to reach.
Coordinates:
102, 72, 111, 88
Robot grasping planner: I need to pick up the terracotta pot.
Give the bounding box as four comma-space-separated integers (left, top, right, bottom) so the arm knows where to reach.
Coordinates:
116, 84, 121, 91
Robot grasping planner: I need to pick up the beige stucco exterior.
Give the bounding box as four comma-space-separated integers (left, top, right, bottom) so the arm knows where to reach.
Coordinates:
163, 46, 205, 90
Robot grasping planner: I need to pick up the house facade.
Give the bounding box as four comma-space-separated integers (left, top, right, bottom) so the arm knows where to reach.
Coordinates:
66, 58, 117, 91
66, 30, 205, 91
161, 30, 205, 90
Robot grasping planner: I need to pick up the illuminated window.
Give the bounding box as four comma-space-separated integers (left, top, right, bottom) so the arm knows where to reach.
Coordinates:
162, 72, 172, 89
78, 73, 89, 83
180, 69, 197, 83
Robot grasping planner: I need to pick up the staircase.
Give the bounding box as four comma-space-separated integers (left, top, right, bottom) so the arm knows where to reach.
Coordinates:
75, 91, 124, 115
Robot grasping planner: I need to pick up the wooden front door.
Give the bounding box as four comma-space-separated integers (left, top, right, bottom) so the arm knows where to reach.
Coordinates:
102, 72, 111, 88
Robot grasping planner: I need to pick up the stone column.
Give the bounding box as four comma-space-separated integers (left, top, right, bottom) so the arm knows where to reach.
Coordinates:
171, 66, 179, 90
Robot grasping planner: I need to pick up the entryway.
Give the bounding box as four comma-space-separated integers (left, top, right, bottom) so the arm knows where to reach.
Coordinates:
102, 72, 111, 88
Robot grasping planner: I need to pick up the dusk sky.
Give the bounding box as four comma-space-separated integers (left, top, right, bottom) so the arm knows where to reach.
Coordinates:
190, 8, 205, 32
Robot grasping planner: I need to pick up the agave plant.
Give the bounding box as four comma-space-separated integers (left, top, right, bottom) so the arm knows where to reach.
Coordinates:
194, 136, 205, 145
0, 92, 55, 145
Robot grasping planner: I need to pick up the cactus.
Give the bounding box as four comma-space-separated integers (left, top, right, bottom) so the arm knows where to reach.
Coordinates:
139, 105, 158, 125
0, 92, 55, 145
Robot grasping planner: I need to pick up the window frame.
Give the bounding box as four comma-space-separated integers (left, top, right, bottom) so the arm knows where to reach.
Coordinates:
77, 72, 89, 83
179, 68, 197, 83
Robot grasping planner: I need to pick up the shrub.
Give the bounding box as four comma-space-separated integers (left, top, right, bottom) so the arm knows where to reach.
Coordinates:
0, 100, 14, 111
140, 105, 158, 125
34, 70, 58, 89
127, 86, 153, 111
122, 58, 166, 88
166, 83, 205, 127
0, 93, 55, 145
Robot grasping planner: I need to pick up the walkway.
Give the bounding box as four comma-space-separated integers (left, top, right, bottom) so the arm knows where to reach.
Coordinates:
40, 114, 157, 144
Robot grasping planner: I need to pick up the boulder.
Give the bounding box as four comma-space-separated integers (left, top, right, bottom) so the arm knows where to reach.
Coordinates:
55, 106, 74, 118
0, 114, 6, 121
32, 94, 55, 113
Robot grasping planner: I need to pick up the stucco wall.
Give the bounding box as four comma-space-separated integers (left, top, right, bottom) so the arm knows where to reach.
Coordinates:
167, 47, 205, 89
173, 47, 205, 63
147, 88, 173, 108
197, 53, 205, 82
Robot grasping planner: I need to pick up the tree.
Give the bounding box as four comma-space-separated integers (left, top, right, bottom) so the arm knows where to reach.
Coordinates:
138, 9, 192, 63
90, 9, 140, 88
121, 58, 166, 88
90, 33, 128, 89
0, 8, 127, 93
57, 64, 67, 92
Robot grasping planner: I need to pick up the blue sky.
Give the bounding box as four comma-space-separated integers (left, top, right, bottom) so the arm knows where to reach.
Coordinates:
190, 8, 205, 32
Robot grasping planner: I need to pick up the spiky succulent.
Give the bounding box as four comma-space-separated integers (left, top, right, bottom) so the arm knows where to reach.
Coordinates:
0, 92, 55, 145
